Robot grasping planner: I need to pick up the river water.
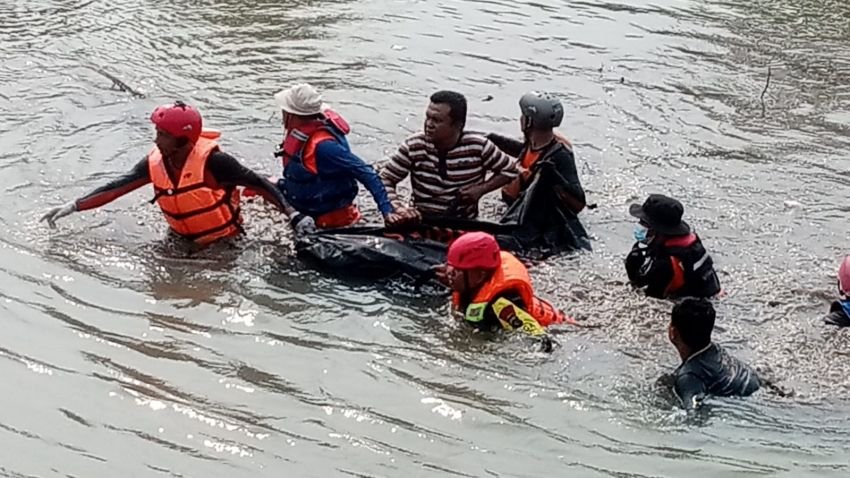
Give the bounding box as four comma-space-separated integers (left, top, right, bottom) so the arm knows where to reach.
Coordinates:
2, 0, 850, 476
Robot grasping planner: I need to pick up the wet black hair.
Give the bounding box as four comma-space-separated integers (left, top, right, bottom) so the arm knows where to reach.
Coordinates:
671, 298, 715, 349
430, 90, 467, 128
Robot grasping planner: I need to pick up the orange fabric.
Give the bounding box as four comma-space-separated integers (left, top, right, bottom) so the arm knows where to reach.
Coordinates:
148, 130, 242, 245
301, 129, 336, 175
662, 234, 694, 296
316, 204, 362, 229
520, 149, 542, 169
452, 251, 565, 327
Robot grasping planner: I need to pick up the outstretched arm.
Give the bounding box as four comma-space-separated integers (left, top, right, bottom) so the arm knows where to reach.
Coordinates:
486, 132, 525, 158
41, 157, 151, 227
76, 157, 151, 210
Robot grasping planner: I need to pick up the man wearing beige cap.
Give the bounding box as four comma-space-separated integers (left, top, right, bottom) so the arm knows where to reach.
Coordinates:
273, 83, 403, 231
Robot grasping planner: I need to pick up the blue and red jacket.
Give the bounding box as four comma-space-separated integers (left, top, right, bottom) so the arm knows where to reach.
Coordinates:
277, 114, 393, 219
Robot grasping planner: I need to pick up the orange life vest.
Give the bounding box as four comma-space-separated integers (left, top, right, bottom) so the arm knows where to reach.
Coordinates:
148, 130, 242, 245
452, 251, 565, 327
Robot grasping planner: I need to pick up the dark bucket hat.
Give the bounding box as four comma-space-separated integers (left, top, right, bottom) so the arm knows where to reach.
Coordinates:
629, 194, 691, 236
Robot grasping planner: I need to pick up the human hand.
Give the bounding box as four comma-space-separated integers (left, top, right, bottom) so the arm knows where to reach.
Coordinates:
40, 203, 77, 228
432, 264, 450, 286
457, 184, 486, 207
385, 207, 421, 227
538, 334, 554, 353
290, 213, 317, 235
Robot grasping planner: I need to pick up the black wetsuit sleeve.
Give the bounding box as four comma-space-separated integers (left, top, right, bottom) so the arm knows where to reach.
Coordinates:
674, 372, 707, 410
206, 151, 293, 215
75, 157, 151, 211
643, 255, 674, 299
625, 242, 648, 284
824, 301, 850, 327
486, 133, 525, 158
547, 147, 586, 212
625, 242, 674, 298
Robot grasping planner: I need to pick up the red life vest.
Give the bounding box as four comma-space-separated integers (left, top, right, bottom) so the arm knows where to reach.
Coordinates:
148, 130, 242, 245
278, 108, 351, 169
279, 110, 361, 228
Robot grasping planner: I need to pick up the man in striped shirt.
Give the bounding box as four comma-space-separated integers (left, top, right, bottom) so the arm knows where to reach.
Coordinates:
379, 91, 519, 220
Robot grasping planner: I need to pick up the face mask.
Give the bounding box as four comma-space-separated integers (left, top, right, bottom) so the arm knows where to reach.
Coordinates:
633, 224, 648, 243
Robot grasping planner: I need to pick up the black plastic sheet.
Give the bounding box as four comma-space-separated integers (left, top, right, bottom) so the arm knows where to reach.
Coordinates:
294, 166, 592, 281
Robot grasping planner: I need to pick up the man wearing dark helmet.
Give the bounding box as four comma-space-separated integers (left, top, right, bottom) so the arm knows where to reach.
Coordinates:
487, 91, 586, 212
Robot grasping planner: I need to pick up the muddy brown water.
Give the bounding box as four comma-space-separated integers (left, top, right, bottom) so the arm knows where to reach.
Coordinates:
1, 0, 849, 476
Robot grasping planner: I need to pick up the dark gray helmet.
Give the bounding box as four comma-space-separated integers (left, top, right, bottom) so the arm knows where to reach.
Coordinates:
519, 91, 563, 130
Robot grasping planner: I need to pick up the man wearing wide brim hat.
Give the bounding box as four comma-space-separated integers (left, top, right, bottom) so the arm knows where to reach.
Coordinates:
272, 83, 404, 231
624, 194, 721, 299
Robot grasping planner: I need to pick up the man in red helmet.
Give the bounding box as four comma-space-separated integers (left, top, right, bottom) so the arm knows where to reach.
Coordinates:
444, 231, 575, 351
41, 101, 298, 245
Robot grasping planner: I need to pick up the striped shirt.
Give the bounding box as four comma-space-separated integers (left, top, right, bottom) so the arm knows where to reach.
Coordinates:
379, 132, 519, 219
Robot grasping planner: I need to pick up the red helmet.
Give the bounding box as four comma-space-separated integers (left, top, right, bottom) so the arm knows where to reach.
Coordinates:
150, 101, 202, 144
447, 232, 501, 270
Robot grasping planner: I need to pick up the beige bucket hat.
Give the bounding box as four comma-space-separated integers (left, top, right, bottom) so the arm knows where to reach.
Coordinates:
274, 83, 329, 116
